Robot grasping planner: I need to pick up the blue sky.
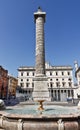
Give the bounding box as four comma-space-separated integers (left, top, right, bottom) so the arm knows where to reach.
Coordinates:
0, 0, 80, 77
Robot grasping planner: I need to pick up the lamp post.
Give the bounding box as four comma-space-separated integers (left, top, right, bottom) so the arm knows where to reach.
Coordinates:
58, 84, 61, 101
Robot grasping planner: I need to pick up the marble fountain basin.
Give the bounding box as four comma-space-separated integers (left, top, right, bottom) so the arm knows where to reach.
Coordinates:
0, 103, 80, 130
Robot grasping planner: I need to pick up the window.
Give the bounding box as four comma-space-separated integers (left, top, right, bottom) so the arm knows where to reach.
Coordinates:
62, 82, 65, 87
56, 79, 58, 81
26, 83, 29, 87
62, 72, 64, 75
68, 78, 71, 81
21, 72, 23, 76
68, 72, 70, 75
27, 72, 29, 76
64, 90, 66, 93
71, 90, 74, 97
56, 72, 58, 76
21, 79, 23, 81
29, 90, 30, 93
50, 83, 53, 88
10, 79, 12, 83
56, 83, 58, 87
32, 83, 34, 87
50, 72, 52, 76
69, 82, 72, 87
50, 79, 52, 81
27, 79, 29, 81
56, 82, 60, 87
61, 90, 63, 93
20, 83, 24, 87
68, 90, 70, 97
33, 72, 34, 76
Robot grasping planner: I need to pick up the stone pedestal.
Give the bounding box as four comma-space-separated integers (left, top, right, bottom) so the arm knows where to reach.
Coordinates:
33, 76, 50, 101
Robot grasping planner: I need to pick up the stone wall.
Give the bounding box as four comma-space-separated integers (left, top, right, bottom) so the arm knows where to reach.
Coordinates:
0, 114, 80, 130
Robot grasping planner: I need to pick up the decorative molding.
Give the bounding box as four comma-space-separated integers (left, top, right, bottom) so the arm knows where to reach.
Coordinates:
57, 119, 64, 130
0, 116, 4, 127
17, 119, 23, 130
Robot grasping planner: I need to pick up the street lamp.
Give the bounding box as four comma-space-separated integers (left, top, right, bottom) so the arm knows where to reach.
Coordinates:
58, 83, 61, 101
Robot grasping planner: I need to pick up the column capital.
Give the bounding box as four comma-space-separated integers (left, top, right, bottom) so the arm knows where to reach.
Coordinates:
34, 7, 46, 23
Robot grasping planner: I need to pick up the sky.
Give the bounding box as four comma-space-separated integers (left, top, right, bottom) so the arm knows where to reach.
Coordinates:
0, 0, 80, 77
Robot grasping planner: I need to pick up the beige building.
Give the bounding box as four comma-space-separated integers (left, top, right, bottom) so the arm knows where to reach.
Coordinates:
18, 62, 75, 101
8, 75, 18, 98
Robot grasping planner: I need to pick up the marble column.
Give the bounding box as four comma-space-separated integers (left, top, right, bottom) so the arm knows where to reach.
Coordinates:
33, 7, 50, 101
34, 7, 45, 77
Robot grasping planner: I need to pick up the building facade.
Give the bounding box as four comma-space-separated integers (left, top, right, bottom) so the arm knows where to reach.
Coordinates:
8, 75, 18, 98
0, 66, 8, 99
18, 62, 74, 101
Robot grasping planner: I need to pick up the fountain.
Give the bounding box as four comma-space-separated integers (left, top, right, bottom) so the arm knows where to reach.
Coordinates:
0, 7, 80, 130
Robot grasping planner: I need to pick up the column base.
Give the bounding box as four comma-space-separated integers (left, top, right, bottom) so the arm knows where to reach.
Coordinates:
33, 76, 51, 101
